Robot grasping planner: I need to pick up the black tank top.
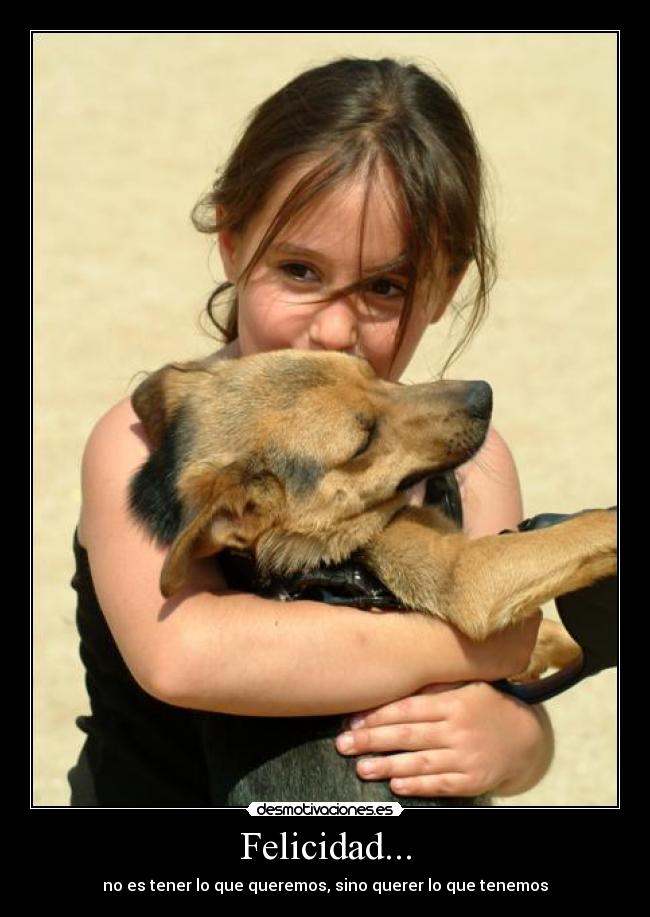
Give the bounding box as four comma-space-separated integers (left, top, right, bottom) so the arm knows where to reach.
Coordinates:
69, 473, 463, 807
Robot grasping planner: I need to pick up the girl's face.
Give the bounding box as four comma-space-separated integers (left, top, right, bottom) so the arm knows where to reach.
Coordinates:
218, 161, 461, 381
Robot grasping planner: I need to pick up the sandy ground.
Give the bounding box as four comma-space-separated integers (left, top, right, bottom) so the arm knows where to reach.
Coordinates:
34, 32, 617, 807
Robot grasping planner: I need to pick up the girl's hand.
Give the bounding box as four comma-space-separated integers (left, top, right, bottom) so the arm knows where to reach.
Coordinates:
335, 681, 554, 798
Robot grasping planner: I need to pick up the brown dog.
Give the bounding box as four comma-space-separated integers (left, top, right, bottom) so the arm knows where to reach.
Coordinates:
127, 349, 616, 804
129, 348, 616, 685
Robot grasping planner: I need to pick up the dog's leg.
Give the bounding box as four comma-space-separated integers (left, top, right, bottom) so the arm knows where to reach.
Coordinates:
363, 508, 616, 641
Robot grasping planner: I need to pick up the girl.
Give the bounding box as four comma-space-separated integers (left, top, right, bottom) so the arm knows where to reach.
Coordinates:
69, 56, 553, 807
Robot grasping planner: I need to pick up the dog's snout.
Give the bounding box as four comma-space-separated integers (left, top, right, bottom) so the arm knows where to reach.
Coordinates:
465, 381, 493, 420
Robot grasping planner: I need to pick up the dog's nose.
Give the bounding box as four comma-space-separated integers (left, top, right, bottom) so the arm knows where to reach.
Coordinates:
465, 381, 493, 420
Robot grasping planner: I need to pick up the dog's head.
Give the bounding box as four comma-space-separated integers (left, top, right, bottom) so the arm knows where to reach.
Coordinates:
129, 350, 492, 596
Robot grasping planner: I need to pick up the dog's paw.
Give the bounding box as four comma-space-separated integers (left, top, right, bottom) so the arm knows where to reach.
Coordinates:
572, 508, 617, 582
587, 507, 617, 549
508, 657, 550, 684
509, 619, 582, 684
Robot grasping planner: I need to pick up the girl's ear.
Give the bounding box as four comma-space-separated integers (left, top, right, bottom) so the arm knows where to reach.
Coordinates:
216, 205, 239, 283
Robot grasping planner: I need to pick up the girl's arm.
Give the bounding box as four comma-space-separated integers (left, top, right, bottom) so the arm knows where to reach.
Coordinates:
79, 403, 539, 717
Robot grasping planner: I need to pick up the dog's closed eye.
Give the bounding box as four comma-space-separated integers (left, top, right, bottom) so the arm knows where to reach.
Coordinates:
351, 418, 378, 459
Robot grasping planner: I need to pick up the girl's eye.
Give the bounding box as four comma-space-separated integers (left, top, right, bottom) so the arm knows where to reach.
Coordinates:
366, 277, 407, 299
280, 263, 406, 300
280, 262, 319, 283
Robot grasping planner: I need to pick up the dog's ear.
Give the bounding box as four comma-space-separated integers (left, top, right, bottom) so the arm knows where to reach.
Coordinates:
160, 463, 284, 597
131, 361, 207, 449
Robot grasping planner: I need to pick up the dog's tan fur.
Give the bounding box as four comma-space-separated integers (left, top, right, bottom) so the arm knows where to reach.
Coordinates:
131, 349, 616, 681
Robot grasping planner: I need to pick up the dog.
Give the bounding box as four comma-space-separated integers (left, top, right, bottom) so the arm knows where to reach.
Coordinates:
129, 348, 617, 805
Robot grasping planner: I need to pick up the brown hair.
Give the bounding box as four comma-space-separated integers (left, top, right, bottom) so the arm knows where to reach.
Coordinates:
191, 56, 496, 375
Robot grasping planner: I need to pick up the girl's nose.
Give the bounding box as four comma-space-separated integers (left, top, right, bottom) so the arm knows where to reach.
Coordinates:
308, 298, 359, 352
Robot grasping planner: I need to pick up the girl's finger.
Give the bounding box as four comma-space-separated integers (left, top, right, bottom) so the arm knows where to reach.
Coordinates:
355, 748, 460, 781
345, 694, 451, 731
390, 773, 475, 798
336, 720, 449, 756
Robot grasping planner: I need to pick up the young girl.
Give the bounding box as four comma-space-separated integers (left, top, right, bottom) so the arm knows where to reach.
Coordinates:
69, 56, 553, 807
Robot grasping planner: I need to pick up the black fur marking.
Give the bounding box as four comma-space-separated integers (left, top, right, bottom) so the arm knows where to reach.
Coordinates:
128, 408, 191, 543
269, 453, 323, 495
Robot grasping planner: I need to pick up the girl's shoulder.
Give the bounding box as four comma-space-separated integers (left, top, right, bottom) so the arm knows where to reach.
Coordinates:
456, 425, 523, 537
77, 396, 149, 548
89, 395, 142, 439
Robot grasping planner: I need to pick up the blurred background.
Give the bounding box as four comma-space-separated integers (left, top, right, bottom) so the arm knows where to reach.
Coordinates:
34, 32, 617, 807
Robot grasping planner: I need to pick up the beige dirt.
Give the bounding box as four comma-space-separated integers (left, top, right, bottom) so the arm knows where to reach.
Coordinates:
34, 32, 617, 807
